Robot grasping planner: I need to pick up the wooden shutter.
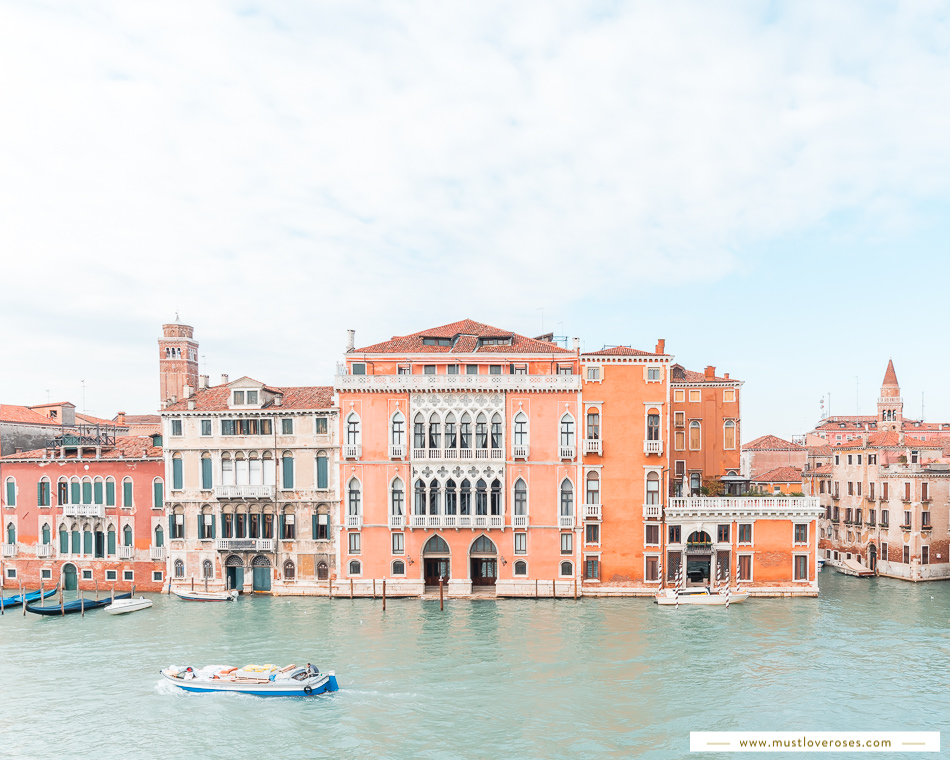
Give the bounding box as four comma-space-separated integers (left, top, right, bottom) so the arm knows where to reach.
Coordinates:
106, 480, 115, 506
108, 530, 116, 555
202, 458, 212, 490
60, 530, 69, 553
173, 459, 183, 490
124, 480, 133, 507
282, 456, 294, 489
154, 481, 163, 509
94, 481, 103, 505
71, 530, 80, 554
317, 456, 328, 489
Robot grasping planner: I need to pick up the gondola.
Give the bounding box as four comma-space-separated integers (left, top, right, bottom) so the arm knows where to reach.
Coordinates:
26, 592, 133, 616
0, 588, 57, 611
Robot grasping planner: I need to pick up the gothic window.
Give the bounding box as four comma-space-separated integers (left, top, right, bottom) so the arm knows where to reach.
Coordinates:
391, 478, 404, 516
560, 415, 575, 447
562, 479, 575, 515
391, 413, 405, 446
514, 412, 528, 446
514, 479, 527, 515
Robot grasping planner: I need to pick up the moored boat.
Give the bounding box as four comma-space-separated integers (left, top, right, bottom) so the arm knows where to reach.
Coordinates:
829, 558, 875, 577
172, 589, 239, 602
0, 587, 57, 611
161, 663, 339, 697
26, 592, 133, 616
105, 596, 153, 614
654, 587, 750, 606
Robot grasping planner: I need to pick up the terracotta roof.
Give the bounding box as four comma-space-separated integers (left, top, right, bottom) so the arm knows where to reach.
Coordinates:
0, 435, 163, 460
881, 359, 899, 388
0, 404, 60, 426
807, 445, 832, 456
75, 412, 119, 427
583, 345, 659, 357
352, 319, 572, 355
164, 384, 334, 412
742, 434, 804, 451
669, 364, 736, 383
830, 431, 944, 449
121, 414, 161, 425
753, 466, 803, 483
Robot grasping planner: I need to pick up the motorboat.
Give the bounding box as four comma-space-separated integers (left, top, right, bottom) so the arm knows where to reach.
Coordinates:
105, 596, 153, 614
0, 587, 57, 612
172, 589, 239, 602
26, 592, 133, 616
161, 663, 339, 697
816, 558, 825, 571
654, 587, 750, 606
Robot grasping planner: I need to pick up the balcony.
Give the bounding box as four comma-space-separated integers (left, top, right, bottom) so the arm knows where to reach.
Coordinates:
63, 504, 106, 518
643, 504, 661, 520
150, 546, 166, 561
685, 541, 713, 554
342, 443, 361, 460
512, 514, 529, 528
413, 447, 427, 459
584, 439, 602, 456
2, 543, 17, 558
513, 445, 529, 460
666, 496, 823, 520
214, 538, 274, 552
389, 514, 405, 530
559, 445, 576, 460
559, 515, 576, 529
389, 444, 406, 460
346, 514, 363, 529
475, 449, 489, 459
213, 484, 275, 500
36, 544, 53, 558
117, 546, 134, 559
584, 503, 602, 520
336, 373, 582, 393
407, 514, 505, 529
643, 440, 663, 456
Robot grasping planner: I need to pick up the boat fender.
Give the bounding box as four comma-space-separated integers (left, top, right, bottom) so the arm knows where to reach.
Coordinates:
303, 686, 313, 695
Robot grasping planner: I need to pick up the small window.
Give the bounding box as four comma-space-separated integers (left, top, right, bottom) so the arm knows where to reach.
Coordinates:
514, 532, 527, 555
315, 417, 328, 435
560, 560, 573, 576
281, 418, 293, 435
348, 560, 362, 575
688, 390, 701, 402
233, 390, 245, 405
585, 524, 600, 544
424, 365, 436, 375
447, 365, 459, 375
514, 560, 527, 576
348, 532, 361, 555
557, 365, 573, 375
173, 559, 184, 578
717, 524, 730, 543
392, 560, 406, 575
645, 524, 659, 545
4, 568, 16, 579
560, 533, 573, 554
392, 532, 404, 555
351, 363, 366, 375
123, 570, 134, 581
794, 524, 808, 544
152, 571, 163, 582
647, 367, 660, 381
200, 419, 212, 436
171, 419, 182, 436
246, 391, 258, 404
106, 569, 118, 581
397, 365, 411, 375
724, 389, 736, 402
673, 389, 685, 402
668, 525, 681, 544
585, 558, 599, 580
82, 569, 93, 580
586, 366, 600, 381
489, 365, 502, 375
793, 555, 808, 581
738, 524, 753, 544
41, 569, 52, 580
466, 365, 479, 375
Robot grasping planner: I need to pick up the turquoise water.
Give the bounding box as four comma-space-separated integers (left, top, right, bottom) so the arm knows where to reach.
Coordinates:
1, 572, 947, 759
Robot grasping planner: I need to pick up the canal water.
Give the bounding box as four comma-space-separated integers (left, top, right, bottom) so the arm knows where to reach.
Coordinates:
1, 571, 947, 759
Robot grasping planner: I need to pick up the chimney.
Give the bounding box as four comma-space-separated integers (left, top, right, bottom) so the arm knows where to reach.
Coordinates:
199, 374, 209, 389
116, 411, 126, 425
724, 373, 730, 380
346, 329, 356, 352
704, 366, 715, 380
183, 384, 193, 398
572, 337, 580, 352
275, 393, 283, 407
655, 338, 665, 355
187, 398, 196, 411
169, 395, 177, 404
221, 374, 229, 385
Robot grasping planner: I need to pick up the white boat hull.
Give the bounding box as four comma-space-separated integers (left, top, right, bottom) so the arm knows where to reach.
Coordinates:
105, 597, 153, 614
654, 588, 750, 606
172, 589, 239, 602
161, 668, 338, 697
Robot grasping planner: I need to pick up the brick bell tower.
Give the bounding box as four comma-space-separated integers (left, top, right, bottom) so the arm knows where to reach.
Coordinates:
877, 359, 903, 432
159, 318, 199, 409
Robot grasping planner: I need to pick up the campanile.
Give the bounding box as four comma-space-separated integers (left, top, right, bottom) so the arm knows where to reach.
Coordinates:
159, 320, 199, 409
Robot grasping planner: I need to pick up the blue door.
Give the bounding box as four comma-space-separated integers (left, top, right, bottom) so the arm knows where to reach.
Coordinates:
226, 566, 244, 593
252, 567, 271, 592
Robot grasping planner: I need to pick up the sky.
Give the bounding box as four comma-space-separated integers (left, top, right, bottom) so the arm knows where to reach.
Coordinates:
1, 0, 949, 441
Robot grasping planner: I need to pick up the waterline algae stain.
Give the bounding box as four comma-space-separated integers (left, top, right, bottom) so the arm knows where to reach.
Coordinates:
1, 572, 947, 759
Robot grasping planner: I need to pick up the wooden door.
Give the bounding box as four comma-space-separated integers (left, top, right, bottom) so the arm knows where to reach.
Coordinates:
471, 558, 497, 586
424, 558, 449, 586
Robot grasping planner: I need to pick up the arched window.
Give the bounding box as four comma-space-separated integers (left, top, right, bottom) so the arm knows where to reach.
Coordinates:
154, 524, 164, 548
475, 413, 488, 450
475, 479, 488, 515
444, 479, 457, 515
471, 535, 496, 553
560, 414, 575, 447
513, 412, 528, 446
81, 477, 92, 505
105, 477, 115, 507
413, 413, 425, 449
560, 561, 573, 576
346, 413, 361, 445
92, 477, 104, 505
347, 478, 361, 516
59, 524, 68, 553
460, 414, 472, 450
202, 559, 214, 579
152, 478, 164, 510
646, 472, 660, 505
42, 523, 51, 545
391, 412, 405, 446
281, 506, 295, 540
444, 413, 457, 450
647, 412, 660, 441
392, 560, 406, 575
172, 454, 183, 490
317, 562, 329, 580
513, 479, 527, 515
316, 450, 329, 489
584, 473, 598, 506
586, 410, 600, 440
391, 478, 404, 516
514, 560, 527, 576
490, 479, 501, 516
428, 413, 441, 450
724, 420, 736, 450
281, 451, 294, 490
283, 559, 296, 581
689, 421, 701, 450
57, 477, 68, 506
690, 472, 702, 496
490, 413, 502, 450
35, 477, 51, 508
6, 523, 16, 545
221, 454, 234, 486
562, 479, 575, 515
70, 477, 80, 506
428, 479, 441, 515
460, 479, 471, 515
201, 452, 213, 490
414, 479, 426, 515
423, 535, 451, 554
174, 559, 185, 578
123, 525, 133, 547
348, 560, 362, 575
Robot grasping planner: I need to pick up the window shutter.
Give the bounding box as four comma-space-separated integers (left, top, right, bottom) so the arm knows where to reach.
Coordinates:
83, 530, 92, 554
42, 524, 50, 545
210, 515, 216, 539
154, 481, 163, 509
82, 481, 92, 504
156, 527, 164, 548
106, 480, 115, 506
317, 456, 328, 489
168, 515, 174, 538
280, 515, 285, 540
202, 458, 212, 490
108, 530, 116, 555
94, 481, 103, 505
37, 481, 43, 506
173, 459, 183, 490
71, 530, 80, 554
312, 514, 318, 539
71, 481, 80, 504
282, 456, 294, 489
60, 530, 69, 553
5, 480, 14, 506
123, 480, 132, 507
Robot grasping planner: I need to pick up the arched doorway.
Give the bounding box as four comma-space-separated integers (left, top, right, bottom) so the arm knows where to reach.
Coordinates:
422, 535, 450, 587
868, 543, 877, 572
225, 554, 244, 592
251, 554, 272, 592
470, 535, 497, 587
685, 531, 712, 586
62, 562, 77, 591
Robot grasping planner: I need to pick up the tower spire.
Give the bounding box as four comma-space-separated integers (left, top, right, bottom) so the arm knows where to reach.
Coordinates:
877, 359, 903, 432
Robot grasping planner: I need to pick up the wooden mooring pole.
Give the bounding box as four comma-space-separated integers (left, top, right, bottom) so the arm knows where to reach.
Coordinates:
349, 578, 353, 599
439, 576, 444, 611
382, 579, 386, 611
20, 581, 25, 617
373, 579, 376, 600
95, 578, 99, 601
552, 579, 556, 599
60, 583, 64, 616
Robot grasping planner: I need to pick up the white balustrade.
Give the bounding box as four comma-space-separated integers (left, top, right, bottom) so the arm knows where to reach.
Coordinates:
642, 504, 661, 519
36, 544, 53, 558
412, 448, 427, 459
406, 514, 504, 529
643, 440, 663, 455
584, 439, 602, 455
559, 446, 576, 460
459, 448, 473, 459
150, 546, 166, 561
63, 504, 105, 518
559, 515, 576, 529
336, 373, 582, 393
666, 496, 822, 518
342, 443, 361, 459
584, 504, 602, 520
345, 514, 363, 529
444, 449, 458, 459
490, 449, 504, 459
2, 543, 17, 557
475, 449, 489, 459
512, 514, 529, 528
389, 444, 406, 460
213, 485, 275, 499
214, 538, 275, 551
513, 445, 529, 460
389, 514, 405, 529
118, 545, 134, 559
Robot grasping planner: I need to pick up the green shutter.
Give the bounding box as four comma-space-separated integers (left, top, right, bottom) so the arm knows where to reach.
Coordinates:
202, 458, 212, 490
94, 481, 103, 505
156, 527, 164, 548
317, 456, 328, 489
123, 480, 133, 507
154, 481, 164, 509
83, 530, 92, 554
279, 515, 286, 540
197, 515, 203, 539
71, 530, 80, 554
60, 530, 68, 553
312, 514, 318, 539
82, 481, 92, 504
282, 456, 294, 490
71, 481, 80, 504
124, 526, 133, 547
168, 515, 174, 539
108, 530, 116, 555
210, 515, 216, 539
173, 459, 183, 490
37, 481, 43, 506
7, 524, 15, 544
6, 480, 14, 506
106, 480, 115, 506
42, 524, 50, 545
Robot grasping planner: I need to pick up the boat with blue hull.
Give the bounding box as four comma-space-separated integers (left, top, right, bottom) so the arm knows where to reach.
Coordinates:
26, 592, 132, 616
0, 588, 57, 611
161, 664, 339, 697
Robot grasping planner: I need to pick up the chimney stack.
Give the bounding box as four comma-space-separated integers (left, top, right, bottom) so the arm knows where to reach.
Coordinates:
187, 398, 196, 411
116, 411, 126, 425
221, 374, 229, 385
183, 384, 193, 398
655, 338, 666, 354
199, 374, 209, 389
704, 366, 715, 380
724, 373, 730, 380
275, 393, 284, 407
572, 337, 580, 352
346, 329, 356, 352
